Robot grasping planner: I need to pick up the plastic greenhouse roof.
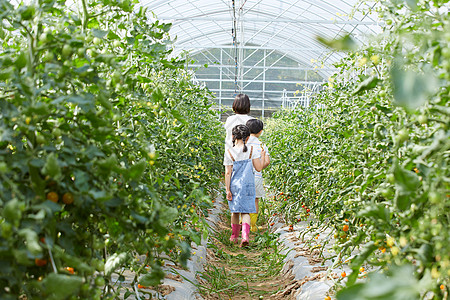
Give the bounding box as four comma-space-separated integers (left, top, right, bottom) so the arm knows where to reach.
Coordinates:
144, 0, 381, 78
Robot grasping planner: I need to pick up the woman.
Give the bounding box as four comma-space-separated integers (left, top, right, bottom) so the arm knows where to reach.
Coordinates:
223, 94, 254, 165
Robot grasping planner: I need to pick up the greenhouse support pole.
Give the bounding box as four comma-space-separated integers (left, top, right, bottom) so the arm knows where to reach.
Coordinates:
219, 49, 223, 120
262, 49, 266, 118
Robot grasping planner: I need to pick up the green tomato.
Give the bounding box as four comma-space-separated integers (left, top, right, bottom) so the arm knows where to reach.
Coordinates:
1, 222, 12, 238
86, 48, 97, 58
442, 47, 450, 59
379, 90, 387, 98
112, 71, 121, 81
94, 276, 105, 287
52, 128, 62, 138
43, 51, 53, 62
93, 37, 102, 46
113, 40, 121, 48
386, 174, 395, 184
62, 44, 72, 57
93, 238, 104, 250
36, 135, 46, 145
385, 19, 393, 25
77, 47, 85, 56
39, 33, 49, 44
94, 259, 105, 272
429, 191, 440, 204
397, 129, 409, 142
381, 188, 392, 197
0, 162, 8, 173
417, 115, 428, 124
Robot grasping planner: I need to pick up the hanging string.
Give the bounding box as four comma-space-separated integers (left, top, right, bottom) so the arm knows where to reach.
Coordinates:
232, 0, 238, 94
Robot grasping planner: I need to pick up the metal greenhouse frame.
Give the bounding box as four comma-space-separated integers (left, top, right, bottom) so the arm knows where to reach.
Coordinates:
143, 0, 381, 118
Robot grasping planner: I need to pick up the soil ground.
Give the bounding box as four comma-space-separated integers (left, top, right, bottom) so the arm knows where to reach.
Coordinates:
196, 203, 296, 300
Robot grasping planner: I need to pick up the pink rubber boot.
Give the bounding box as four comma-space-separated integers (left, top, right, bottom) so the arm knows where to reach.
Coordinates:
240, 223, 250, 247
230, 224, 241, 244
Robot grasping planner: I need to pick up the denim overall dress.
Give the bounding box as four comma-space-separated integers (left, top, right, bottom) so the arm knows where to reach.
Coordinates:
228, 147, 257, 213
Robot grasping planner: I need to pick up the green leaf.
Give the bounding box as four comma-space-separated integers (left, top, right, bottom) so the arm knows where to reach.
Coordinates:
41, 273, 83, 300
41, 152, 62, 180
337, 283, 365, 300
139, 264, 165, 287
338, 265, 421, 300
105, 252, 128, 276
28, 164, 45, 199
404, 0, 418, 10
18, 228, 42, 255
2, 199, 22, 224
92, 28, 108, 38
128, 159, 146, 180
107, 30, 120, 40
152, 87, 164, 102
347, 242, 377, 285
15, 51, 27, 69
392, 161, 420, 193
353, 76, 379, 95
316, 34, 357, 51
171, 109, 187, 124
391, 60, 438, 111
0, 67, 14, 80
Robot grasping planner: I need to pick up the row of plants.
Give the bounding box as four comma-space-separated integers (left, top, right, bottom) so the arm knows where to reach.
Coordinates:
0, 0, 223, 299
263, 0, 449, 299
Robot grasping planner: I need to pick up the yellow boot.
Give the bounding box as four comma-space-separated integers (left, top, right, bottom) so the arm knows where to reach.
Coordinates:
250, 213, 258, 232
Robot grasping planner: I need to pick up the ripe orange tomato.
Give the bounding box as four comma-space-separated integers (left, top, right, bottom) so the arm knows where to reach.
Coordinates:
341, 271, 346, 277
65, 267, 74, 274
343, 225, 349, 232
325, 297, 331, 300
62, 192, 74, 204
35, 258, 47, 267
46, 192, 59, 203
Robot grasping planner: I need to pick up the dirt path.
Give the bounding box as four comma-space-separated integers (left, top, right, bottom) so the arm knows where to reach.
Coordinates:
196, 203, 295, 300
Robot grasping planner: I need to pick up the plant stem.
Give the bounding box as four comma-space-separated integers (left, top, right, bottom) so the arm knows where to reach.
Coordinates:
80, 0, 89, 32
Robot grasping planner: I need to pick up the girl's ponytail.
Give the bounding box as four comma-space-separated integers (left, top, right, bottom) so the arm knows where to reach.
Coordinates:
231, 124, 251, 152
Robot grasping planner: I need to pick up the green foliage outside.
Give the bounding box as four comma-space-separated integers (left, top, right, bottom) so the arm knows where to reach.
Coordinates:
263, 0, 449, 299
0, 0, 223, 298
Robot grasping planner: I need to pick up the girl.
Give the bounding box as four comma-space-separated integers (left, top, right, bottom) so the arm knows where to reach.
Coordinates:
224, 125, 267, 247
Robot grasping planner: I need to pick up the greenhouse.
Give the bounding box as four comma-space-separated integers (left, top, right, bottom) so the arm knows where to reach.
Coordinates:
146, 0, 381, 118
0, 0, 448, 299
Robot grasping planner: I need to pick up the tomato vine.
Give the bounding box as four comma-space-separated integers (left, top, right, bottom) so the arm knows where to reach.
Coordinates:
0, 0, 223, 298
264, 1, 449, 299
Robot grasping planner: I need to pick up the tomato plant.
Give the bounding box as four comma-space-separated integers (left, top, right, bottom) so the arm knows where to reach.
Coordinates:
264, 1, 449, 299
0, 0, 223, 299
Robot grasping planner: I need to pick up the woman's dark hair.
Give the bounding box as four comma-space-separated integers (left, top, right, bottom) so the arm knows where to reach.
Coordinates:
231, 124, 251, 152
246, 119, 264, 134
232, 94, 251, 114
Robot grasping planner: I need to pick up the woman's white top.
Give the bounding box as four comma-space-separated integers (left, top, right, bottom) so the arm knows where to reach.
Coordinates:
223, 145, 261, 166
223, 114, 254, 164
